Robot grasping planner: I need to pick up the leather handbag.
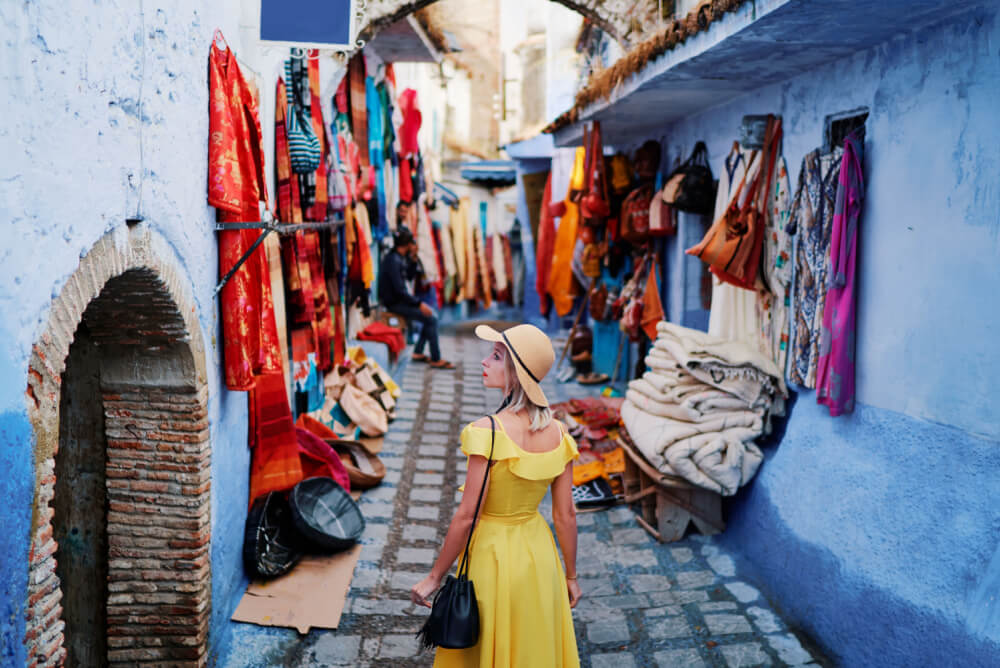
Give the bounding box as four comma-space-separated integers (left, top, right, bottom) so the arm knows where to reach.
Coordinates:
417, 417, 496, 649
620, 184, 653, 244
581, 122, 611, 224
662, 141, 715, 214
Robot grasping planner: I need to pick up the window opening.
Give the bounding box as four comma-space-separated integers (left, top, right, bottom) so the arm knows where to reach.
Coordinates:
825, 108, 868, 152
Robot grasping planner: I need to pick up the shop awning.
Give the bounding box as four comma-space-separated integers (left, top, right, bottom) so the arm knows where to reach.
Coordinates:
366, 15, 443, 63
551, 0, 983, 146
459, 160, 517, 186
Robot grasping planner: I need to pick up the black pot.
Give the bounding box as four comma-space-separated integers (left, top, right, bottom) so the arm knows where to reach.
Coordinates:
288, 477, 366, 553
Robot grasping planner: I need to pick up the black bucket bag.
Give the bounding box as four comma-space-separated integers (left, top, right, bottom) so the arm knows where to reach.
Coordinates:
417, 416, 496, 649
662, 141, 716, 215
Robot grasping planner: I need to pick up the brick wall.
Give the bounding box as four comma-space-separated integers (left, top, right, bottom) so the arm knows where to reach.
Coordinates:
24, 228, 212, 667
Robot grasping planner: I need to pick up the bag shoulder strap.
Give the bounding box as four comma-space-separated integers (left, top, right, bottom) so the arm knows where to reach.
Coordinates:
457, 415, 495, 578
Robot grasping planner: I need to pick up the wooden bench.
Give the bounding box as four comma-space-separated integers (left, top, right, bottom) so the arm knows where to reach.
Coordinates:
617, 435, 725, 543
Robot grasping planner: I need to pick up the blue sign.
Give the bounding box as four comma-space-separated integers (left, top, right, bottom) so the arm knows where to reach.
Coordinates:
260, 0, 357, 49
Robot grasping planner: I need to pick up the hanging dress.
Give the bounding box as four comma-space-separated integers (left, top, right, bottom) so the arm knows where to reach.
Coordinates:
707, 149, 759, 347
788, 147, 843, 388
755, 155, 793, 373
208, 42, 281, 390
547, 147, 586, 317
434, 420, 580, 668
816, 135, 864, 416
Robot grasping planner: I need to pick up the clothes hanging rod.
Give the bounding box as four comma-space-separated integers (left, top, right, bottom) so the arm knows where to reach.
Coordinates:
215, 220, 344, 233
213, 219, 344, 296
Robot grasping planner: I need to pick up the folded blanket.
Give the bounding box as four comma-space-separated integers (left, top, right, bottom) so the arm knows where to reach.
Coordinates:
627, 380, 755, 421
622, 399, 763, 495
654, 321, 786, 404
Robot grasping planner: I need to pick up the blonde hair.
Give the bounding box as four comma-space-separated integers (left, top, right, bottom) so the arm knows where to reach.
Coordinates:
500, 347, 553, 431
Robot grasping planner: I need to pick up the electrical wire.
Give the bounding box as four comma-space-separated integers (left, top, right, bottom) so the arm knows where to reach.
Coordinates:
135, 0, 146, 220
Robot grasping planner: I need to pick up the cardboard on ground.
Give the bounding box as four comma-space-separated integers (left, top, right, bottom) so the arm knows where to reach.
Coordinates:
231, 544, 362, 634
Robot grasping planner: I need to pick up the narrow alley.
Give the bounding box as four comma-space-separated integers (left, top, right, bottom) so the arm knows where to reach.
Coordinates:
3, 1, 999, 667
220, 328, 825, 668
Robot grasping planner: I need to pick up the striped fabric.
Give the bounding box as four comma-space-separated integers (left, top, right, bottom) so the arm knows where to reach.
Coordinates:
284, 58, 321, 174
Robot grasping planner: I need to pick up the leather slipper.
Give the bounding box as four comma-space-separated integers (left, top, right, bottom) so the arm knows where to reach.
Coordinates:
429, 360, 455, 369
325, 439, 386, 490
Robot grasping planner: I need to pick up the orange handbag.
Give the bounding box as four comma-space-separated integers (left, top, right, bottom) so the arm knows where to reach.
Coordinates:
686, 115, 781, 289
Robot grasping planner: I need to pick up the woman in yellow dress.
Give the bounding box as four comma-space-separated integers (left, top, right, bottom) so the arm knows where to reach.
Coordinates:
411, 323, 582, 667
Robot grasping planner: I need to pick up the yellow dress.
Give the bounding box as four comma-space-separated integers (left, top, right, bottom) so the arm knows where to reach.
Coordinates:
434, 421, 581, 668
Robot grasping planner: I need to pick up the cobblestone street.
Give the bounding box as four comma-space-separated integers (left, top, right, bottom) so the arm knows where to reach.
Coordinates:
222, 330, 828, 668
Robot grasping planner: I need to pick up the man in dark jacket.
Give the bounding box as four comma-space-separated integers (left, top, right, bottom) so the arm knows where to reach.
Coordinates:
379, 226, 454, 369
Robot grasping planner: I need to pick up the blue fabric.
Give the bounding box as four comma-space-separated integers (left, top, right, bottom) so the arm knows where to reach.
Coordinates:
366, 77, 388, 240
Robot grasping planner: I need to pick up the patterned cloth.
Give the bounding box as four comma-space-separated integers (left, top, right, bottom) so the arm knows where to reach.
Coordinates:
756, 156, 793, 374
817, 135, 864, 416
207, 42, 281, 390
788, 147, 843, 388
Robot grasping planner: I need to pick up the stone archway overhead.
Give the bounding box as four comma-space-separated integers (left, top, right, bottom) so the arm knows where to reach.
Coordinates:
359, 0, 662, 48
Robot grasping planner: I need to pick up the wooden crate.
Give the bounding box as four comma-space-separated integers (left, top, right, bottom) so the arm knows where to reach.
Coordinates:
618, 436, 725, 542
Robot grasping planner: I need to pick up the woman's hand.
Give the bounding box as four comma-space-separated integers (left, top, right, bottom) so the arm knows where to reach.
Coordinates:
566, 577, 582, 608
411, 573, 442, 608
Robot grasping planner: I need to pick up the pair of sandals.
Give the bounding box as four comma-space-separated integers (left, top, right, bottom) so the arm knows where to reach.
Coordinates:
411, 353, 455, 369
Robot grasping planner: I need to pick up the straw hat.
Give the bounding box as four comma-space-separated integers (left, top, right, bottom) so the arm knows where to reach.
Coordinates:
475, 324, 554, 407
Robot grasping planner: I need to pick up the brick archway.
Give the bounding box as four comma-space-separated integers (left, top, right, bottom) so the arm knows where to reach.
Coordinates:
24, 225, 211, 667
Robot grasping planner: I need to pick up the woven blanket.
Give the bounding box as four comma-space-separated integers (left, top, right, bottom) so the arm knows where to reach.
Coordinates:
622, 399, 763, 496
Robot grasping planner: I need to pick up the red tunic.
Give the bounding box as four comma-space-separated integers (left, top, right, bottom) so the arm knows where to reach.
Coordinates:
208, 42, 281, 390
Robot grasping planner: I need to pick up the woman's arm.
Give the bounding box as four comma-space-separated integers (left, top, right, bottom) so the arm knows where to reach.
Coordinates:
411, 454, 491, 607
551, 461, 581, 607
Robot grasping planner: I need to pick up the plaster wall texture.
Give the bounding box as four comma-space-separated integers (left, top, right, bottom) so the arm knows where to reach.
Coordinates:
0, 0, 257, 662
649, 6, 1000, 664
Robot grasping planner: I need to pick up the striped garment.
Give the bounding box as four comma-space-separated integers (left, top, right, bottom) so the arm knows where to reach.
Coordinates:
284, 58, 321, 174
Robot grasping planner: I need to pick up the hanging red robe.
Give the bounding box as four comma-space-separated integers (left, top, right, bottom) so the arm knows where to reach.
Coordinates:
207, 41, 281, 390
535, 172, 555, 316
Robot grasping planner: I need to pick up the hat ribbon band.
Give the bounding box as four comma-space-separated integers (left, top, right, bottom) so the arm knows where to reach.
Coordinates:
501, 332, 541, 384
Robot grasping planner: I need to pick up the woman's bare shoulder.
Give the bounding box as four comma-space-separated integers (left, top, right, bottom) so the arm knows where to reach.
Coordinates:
469, 416, 494, 429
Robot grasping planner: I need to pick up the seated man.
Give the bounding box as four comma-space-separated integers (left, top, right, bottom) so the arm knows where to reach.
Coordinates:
378, 226, 454, 369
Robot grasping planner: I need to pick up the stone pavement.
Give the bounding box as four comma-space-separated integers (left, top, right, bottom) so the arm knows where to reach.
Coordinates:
220, 331, 828, 668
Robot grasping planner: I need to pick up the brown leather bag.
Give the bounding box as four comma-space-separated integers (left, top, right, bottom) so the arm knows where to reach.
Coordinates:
620, 184, 653, 244
589, 283, 608, 321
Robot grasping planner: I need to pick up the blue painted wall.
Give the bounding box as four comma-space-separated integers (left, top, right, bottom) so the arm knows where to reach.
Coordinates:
651, 6, 1000, 665
0, 0, 252, 662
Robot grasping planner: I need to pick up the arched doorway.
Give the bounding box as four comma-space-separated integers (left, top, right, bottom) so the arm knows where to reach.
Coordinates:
25, 227, 211, 667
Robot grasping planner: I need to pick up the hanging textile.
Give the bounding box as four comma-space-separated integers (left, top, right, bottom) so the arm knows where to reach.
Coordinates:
788, 148, 844, 388
248, 372, 305, 503
816, 135, 864, 416
492, 233, 509, 303
756, 155, 793, 373
353, 201, 375, 288
548, 147, 586, 316
348, 53, 368, 166
274, 77, 298, 223
415, 193, 441, 286
398, 88, 421, 158
306, 53, 328, 221
207, 41, 281, 391
285, 55, 317, 212
366, 75, 388, 239
472, 218, 492, 307
640, 263, 664, 341
535, 172, 556, 316
451, 199, 469, 299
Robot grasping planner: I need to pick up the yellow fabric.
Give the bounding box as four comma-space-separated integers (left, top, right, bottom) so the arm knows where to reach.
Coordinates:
451, 200, 468, 298
437, 422, 580, 668
547, 147, 585, 317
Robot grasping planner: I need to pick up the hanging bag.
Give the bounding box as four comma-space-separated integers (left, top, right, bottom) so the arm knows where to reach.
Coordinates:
620, 184, 653, 244
417, 416, 496, 649
285, 58, 322, 174
662, 141, 716, 214
581, 122, 611, 224
686, 116, 782, 289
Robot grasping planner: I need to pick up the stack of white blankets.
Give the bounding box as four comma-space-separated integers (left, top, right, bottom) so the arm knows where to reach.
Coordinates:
622, 321, 786, 496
